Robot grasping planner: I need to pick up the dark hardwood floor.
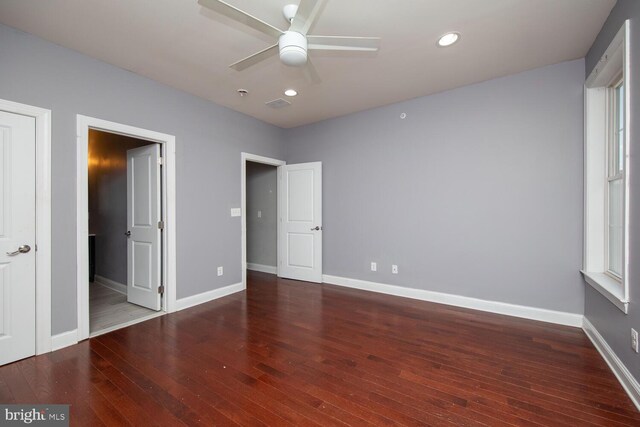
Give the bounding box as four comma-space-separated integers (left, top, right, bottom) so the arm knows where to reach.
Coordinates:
1, 271, 639, 426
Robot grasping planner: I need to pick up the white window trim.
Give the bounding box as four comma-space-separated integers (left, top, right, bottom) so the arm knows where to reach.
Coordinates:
582, 20, 630, 314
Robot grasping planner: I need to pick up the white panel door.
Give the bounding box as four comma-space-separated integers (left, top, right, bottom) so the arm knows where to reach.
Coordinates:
0, 111, 36, 365
126, 144, 161, 310
278, 162, 322, 283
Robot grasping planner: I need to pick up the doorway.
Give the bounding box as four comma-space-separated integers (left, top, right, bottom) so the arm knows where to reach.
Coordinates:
241, 153, 285, 288
88, 129, 160, 335
245, 161, 279, 276
77, 115, 177, 340
241, 153, 323, 288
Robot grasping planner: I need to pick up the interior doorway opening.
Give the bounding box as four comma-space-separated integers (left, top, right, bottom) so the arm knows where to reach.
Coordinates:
245, 161, 278, 277
88, 129, 161, 335
241, 153, 323, 288
241, 153, 285, 289
77, 115, 177, 342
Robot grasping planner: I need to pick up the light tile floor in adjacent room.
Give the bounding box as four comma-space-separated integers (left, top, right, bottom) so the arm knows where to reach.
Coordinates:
89, 282, 156, 334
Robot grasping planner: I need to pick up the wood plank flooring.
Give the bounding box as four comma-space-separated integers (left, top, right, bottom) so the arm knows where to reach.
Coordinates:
90, 282, 156, 334
2, 271, 639, 426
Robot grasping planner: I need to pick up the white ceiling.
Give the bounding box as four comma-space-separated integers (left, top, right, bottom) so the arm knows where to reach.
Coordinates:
0, 0, 615, 128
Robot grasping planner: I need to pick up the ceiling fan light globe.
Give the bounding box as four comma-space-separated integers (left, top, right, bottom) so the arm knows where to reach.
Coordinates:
279, 31, 308, 66
280, 46, 307, 66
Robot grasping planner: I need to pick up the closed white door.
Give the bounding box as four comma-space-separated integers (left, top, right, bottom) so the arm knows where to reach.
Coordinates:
278, 162, 322, 283
126, 144, 162, 310
0, 111, 36, 365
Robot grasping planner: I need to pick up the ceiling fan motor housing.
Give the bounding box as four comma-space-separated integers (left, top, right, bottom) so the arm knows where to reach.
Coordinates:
279, 31, 308, 66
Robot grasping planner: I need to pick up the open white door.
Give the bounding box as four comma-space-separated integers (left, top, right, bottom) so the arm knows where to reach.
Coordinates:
0, 111, 36, 365
278, 162, 322, 283
126, 144, 162, 310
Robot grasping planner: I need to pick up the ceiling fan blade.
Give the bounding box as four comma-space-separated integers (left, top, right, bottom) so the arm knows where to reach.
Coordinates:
198, 0, 283, 39
289, 0, 325, 34
302, 58, 322, 84
230, 44, 279, 71
307, 35, 381, 51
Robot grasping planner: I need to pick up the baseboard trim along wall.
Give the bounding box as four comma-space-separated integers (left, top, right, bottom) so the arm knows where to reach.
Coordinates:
582, 318, 640, 411
246, 263, 277, 274
94, 274, 127, 295
48, 282, 243, 355
322, 274, 584, 328
51, 329, 78, 351
175, 282, 244, 311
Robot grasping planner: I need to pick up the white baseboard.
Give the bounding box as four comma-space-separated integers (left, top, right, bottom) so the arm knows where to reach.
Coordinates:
322, 274, 583, 327
583, 318, 640, 411
176, 282, 244, 311
94, 274, 127, 295
247, 263, 277, 274
51, 329, 78, 351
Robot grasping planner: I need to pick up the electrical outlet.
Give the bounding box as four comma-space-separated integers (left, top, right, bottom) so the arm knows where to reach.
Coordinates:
257, 210, 262, 218
370, 262, 377, 272
632, 329, 639, 353
217, 266, 223, 277
392, 264, 398, 274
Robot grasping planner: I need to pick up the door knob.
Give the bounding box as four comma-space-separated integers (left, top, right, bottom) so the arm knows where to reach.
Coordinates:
6, 245, 31, 256
310, 226, 322, 231
124, 231, 131, 237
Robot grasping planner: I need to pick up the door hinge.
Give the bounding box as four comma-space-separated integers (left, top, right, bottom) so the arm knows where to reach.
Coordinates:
158, 220, 164, 230
158, 157, 164, 165
158, 285, 165, 294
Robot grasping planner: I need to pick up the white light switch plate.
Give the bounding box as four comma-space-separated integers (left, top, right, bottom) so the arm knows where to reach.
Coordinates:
230, 208, 241, 217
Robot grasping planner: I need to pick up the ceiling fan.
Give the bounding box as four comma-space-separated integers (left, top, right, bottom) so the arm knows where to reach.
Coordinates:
198, 0, 381, 83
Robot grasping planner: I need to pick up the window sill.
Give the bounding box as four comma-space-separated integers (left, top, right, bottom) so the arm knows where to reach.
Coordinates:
581, 271, 628, 314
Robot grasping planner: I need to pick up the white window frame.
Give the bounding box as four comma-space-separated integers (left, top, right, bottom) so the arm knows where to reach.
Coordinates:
582, 21, 630, 313
604, 77, 624, 280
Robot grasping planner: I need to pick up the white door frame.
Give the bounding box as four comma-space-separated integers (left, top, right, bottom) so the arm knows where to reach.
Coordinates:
76, 115, 177, 341
241, 152, 285, 289
0, 98, 52, 355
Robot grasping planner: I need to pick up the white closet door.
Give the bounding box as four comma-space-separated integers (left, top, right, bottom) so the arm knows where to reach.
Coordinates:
0, 111, 36, 365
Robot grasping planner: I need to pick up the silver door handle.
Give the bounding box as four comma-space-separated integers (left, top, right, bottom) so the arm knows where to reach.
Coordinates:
310, 226, 322, 231
6, 245, 31, 256
125, 231, 131, 237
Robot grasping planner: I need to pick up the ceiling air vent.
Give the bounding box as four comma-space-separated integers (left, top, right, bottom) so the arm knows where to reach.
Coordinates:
265, 98, 291, 109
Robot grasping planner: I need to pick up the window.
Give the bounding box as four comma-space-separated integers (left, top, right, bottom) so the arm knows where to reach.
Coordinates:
582, 21, 629, 313
606, 78, 624, 279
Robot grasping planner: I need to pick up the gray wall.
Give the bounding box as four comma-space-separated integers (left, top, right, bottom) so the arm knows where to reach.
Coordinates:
285, 59, 585, 314
88, 130, 151, 285
584, 0, 640, 384
246, 162, 277, 268
0, 23, 286, 334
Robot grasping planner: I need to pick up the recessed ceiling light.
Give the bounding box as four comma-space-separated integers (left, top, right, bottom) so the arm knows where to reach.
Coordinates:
237, 88, 248, 97
437, 32, 460, 47
284, 89, 298, 97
